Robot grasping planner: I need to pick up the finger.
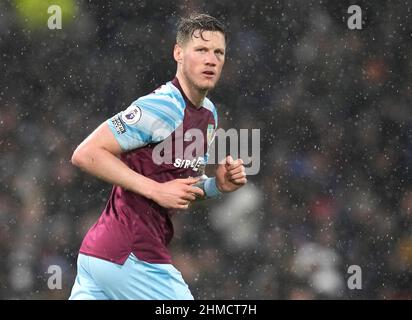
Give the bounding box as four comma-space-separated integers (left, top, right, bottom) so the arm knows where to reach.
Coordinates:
228, 165, 245, 175
177, 198, 190, 205
227, 159, 244, 170
179, 176, 201, 185
177, 203, 190, 210
181, 193, 196, 201
229, 171, 247, 180
231, 177, 247, 185
187, 186, 205, 197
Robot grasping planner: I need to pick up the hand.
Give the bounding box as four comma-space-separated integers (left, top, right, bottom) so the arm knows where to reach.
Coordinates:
215, 155, 247, 193
150, 177, 205, 209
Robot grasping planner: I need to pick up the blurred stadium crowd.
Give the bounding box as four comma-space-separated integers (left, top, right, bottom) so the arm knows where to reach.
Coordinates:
1, 0, 412, 299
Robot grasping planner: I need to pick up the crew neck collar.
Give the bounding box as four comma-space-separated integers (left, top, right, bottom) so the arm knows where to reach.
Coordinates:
171, 77, 203, 110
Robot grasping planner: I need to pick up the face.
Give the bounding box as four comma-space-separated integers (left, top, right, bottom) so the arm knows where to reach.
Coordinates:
175, 30, 226, 91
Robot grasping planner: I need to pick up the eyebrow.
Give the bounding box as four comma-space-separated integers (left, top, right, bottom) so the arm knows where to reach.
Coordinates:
194, 45, 225, 52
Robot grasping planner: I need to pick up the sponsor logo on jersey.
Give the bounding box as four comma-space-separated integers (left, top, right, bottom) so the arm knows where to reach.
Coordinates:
112, 116, 126, 134
173, 156, 205, 172
122, 105, 142, 125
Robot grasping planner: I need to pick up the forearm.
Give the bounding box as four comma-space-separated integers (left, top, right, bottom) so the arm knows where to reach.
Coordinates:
71, 146, 157, 200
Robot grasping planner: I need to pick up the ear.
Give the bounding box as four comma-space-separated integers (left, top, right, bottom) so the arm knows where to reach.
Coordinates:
174, 44, 183, 63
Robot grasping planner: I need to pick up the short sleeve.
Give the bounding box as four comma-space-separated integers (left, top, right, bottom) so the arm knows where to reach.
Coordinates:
107, 85, 185, 151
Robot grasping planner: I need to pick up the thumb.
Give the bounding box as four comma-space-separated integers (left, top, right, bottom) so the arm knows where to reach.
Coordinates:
225, 155, 234, 167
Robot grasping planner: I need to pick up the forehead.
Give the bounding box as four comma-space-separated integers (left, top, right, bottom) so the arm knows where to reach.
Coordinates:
187, 30, 226, 48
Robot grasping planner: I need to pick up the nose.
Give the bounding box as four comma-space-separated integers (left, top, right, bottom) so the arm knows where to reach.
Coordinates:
204, 52, 217, 66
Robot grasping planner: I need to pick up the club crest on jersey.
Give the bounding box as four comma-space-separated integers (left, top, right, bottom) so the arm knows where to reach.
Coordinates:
122, 105, 142, 125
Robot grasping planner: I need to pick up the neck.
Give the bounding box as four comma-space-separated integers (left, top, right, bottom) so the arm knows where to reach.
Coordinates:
176, 74, 207, 108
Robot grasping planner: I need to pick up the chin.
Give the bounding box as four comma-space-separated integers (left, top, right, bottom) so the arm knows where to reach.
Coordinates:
198, 84, 215, 91
197, 79, 218, 91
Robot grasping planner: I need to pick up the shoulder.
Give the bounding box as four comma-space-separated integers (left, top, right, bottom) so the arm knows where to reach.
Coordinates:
134, 81, 186, 120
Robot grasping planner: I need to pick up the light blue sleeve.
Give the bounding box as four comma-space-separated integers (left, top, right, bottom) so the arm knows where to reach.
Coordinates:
107, 85, 185, 151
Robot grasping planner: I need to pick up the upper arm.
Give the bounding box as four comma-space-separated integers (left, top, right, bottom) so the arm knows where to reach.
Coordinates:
74, 84, 185, 161
74, 122, 123, 158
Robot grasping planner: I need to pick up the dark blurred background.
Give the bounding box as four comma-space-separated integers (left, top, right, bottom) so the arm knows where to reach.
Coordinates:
1, 0, 412, 299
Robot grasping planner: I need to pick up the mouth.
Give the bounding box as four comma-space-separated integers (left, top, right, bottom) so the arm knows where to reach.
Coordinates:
202, 70, 215, 78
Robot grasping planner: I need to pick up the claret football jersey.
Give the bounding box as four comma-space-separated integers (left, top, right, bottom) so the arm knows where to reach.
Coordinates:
79, 78, 218, 264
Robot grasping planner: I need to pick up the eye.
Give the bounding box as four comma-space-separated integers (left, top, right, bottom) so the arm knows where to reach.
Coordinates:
197, 48, 207, 52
